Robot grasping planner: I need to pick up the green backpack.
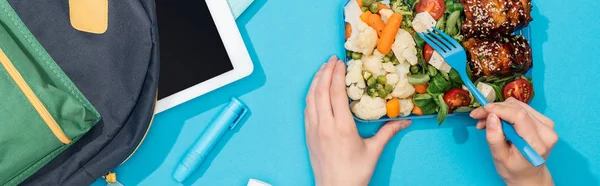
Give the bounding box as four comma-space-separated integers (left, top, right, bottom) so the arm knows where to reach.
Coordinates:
0, 2, 100, 185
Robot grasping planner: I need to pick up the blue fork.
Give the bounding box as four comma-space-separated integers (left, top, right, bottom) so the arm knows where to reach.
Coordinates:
417, 27, 545, 167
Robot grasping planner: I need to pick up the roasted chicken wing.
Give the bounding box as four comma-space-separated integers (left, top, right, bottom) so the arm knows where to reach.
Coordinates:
459, 0, 533, 38
464, 36, 532, 79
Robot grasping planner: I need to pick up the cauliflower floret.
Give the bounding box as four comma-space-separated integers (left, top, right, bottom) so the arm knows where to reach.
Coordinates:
344, 0, 378, 55
347, 85, 364, 101
362, 54, 385, 76
346, 60, 366, 101
386, 73, 399, 85
382, 62, 396, 73
345, 60, 366, 88
345, 22, 378, 55
350, 94, 387, 120
395, 61, 411, 79
391, 29, 418, 65
402, 47, 418, 65
398, 98, 414, 117
391, 78, 415, 99
379, 9, 394, 24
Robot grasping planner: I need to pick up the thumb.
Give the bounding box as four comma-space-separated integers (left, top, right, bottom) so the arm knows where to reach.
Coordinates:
486, 114, 510, 162
366, 120, 412, 154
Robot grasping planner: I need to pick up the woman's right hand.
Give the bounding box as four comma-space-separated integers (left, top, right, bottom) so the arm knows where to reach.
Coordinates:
470, 98, 558, 186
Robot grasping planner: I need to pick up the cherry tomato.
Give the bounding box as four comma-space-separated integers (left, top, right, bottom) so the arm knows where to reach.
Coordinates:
444, 88, 471, 110
424, 44, 434, 62
503, 78, 533, 103
415, 0, 446, 20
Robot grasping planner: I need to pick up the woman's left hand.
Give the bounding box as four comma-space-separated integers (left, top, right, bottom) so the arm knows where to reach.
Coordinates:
304, 55, 412, 186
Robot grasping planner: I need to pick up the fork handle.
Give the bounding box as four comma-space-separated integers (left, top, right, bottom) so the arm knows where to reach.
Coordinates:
500, 120, 546, 166
464, 81, 545, 166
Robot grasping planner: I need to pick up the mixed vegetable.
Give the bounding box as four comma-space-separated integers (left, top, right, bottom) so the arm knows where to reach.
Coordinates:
344, 0, 534, 124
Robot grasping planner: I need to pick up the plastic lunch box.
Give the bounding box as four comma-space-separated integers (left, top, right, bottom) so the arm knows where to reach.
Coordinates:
341, 0, 534, 123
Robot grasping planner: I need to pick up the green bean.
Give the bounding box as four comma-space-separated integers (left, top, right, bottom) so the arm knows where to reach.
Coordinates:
367, 77, 377, 87
383, 56, 391, 62
369, 3, 379, 13
377, 75, 387, 84
352, 52, 363, 60
362, 0, 373, 7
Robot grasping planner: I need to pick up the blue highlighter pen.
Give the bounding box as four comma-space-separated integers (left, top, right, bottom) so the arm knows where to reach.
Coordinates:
173, 97, 249, 182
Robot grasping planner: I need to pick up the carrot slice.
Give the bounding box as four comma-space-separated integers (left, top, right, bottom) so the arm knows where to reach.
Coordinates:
360, 11, 372, 23
412, 105, 423, 116
414, 84, 429, 94
386, 98, 401, 118
357, 0, 363, 7
367, 14, 385, 37
377, 13, 402, 54
345, 23, 352, 40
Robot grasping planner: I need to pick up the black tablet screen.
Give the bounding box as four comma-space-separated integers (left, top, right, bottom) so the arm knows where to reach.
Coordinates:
156, 0, 233, 99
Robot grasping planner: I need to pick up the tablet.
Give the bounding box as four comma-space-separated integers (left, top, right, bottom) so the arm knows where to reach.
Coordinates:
155, 0, 254, 113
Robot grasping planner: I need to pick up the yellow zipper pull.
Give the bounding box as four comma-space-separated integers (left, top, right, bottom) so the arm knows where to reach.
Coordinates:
103, 172, 123, 186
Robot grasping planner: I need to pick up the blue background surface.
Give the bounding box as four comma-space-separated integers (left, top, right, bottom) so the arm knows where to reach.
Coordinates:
94, 0, 600, 185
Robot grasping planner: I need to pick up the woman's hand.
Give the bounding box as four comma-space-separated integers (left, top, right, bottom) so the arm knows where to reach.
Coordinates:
471, 98, 558, 186
304, 56, 411, 186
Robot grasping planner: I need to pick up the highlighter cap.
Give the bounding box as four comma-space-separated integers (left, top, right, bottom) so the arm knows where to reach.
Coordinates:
173, 164, 192, 182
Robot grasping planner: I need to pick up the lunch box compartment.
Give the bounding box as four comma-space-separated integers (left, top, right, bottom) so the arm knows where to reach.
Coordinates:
340, 0, 534, 123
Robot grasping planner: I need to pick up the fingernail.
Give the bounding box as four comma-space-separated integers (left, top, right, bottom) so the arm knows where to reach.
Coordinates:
329, 55, 337, 61
469, 109, 477, 117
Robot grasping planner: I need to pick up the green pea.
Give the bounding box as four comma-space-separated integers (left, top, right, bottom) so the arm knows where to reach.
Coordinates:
377, 75, 387, 84
391, 57, 400, 65
361, 7, 368, 12
383, 56, 391, 62
377, 89, 388, 98
410, 65, 420, 74
362, 0, 373, 7
369, 3, 379, 13
372, 91, 379, 97
384, 84, 394, 93
368, 87, 377, 94
362, 70, 373, 80
367, 77, 377, 87
346, 50, 353, 58
376, 84, 384, 90
386, 51, 394, 58
352, 52, 362, 60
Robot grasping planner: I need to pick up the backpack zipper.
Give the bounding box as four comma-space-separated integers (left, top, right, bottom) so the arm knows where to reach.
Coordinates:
0, 48, 72, 144
121, 96, 156, 164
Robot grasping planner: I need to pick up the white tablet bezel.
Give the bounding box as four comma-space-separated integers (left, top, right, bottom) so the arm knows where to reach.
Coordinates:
155, 0, 254, 113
